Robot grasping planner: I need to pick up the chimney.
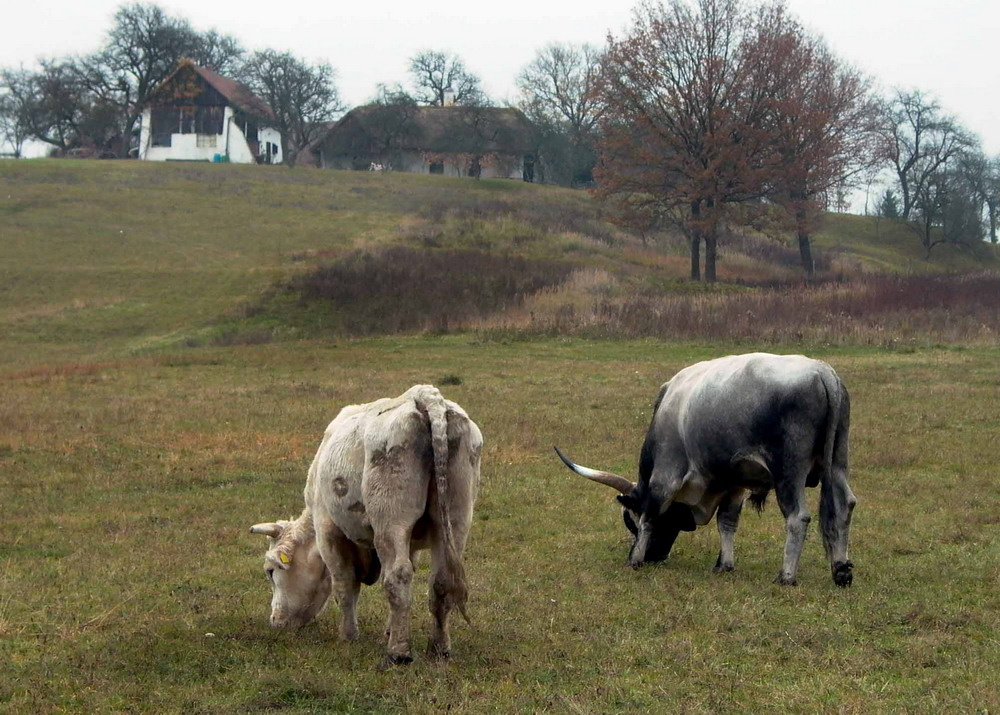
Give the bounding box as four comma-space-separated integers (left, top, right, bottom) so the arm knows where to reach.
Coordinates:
443, 88, 455, 107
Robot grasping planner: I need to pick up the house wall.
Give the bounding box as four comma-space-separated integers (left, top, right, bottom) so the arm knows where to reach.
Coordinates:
323, 150, 524, 179
259, 127, 282, 165
138, 106, 282, 164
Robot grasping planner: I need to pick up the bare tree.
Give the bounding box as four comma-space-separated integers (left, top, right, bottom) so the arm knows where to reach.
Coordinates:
517, 43, 603, 138
240, 50, 344, 166
189, 29, 244, 76
80, 3, 204, 156
910, 163, 984, 257
517, 43, 603, 185
1, 61, 117, 154
0, 69, 34, 156
882, 89, 973, 221
958, 148, 1000, 245
985, 156, 1000, 244
408, 51, 484, 106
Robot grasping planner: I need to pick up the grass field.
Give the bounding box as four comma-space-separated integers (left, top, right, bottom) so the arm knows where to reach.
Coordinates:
1, 160, 999, 712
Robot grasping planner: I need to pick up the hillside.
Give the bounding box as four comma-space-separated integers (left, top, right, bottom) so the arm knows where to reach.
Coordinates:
3, 159, 1000, 712
1, 159, 997, 367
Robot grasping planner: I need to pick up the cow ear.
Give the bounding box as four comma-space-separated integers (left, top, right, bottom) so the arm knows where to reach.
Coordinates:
250, 522, 284, 539
616, 493, 640, 512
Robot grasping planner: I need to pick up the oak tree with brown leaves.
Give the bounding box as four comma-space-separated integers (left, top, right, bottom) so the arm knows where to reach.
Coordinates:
594, 0, 880, 281
764, 6, 882, 277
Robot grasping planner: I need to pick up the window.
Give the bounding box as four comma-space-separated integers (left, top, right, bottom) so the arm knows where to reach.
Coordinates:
195, 106, 224, 135
150, 107, 178, 147
179, 107, 196, 134
196, 134, 217, 148
236, 117, 258, 142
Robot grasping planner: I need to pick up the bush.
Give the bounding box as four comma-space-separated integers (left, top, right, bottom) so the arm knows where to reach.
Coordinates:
292, 246, 574, 335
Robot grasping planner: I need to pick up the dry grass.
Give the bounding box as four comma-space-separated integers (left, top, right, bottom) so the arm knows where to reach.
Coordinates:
1, 160, 999, 711
1, 338, 998, 712
474, 272, 1000, 347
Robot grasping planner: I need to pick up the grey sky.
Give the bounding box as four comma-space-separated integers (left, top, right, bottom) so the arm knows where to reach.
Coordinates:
3, 0, 999, 156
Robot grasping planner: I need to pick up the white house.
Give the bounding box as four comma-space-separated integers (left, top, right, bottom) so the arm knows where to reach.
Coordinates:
138, 60, 282, 164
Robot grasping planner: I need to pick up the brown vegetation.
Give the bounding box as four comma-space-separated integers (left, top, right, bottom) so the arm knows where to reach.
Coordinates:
511, 272, 1000, 346
290, 246, 573, 334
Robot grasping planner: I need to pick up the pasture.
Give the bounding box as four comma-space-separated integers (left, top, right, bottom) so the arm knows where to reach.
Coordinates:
1, 161, 998, 712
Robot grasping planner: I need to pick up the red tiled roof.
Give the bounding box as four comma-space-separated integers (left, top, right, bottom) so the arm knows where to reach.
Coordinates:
190, 64, 274, 120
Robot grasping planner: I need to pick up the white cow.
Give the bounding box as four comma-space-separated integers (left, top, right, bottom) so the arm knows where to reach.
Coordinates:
251, 384, 482, 664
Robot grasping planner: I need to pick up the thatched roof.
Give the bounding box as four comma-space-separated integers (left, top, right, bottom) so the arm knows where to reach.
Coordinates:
147, 59, 274, 120
323, 105, 537, 156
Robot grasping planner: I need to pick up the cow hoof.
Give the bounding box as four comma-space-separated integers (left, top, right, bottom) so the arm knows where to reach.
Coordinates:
832, 561, 854, 588
427, 643, 451, 660
774, 573, 797, 586
713, 556, 734, 573
339, 627, 359, 642
384, 652, 413, 667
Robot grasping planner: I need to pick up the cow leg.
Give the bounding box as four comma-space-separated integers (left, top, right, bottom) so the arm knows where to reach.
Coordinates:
427, 535, 456, 658
773, 450, 812, 586
374, 526, 417, 664
820, 465, 856, 587
427, 515, 472, 658
313, 516, 361, 641
713, 489, 746, 573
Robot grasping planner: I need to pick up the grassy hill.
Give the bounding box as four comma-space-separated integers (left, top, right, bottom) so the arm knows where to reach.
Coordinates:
2, 159, 999, 712
3, 158, 998, 368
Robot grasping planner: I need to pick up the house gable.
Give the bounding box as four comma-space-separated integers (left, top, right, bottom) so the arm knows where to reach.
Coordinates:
139, 60, 280, 164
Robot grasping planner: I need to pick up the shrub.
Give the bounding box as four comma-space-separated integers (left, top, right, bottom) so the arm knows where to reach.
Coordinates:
292, 246, 574, 335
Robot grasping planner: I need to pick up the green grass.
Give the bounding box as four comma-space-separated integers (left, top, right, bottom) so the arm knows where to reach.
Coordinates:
813, 211, 997, 273
1, 159, 998, 711
2, 338, 999, 712
3, 159, 996, 366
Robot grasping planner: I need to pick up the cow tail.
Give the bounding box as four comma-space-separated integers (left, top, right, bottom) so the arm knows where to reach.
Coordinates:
420, 387, 470, 624
819, 367, 843, 487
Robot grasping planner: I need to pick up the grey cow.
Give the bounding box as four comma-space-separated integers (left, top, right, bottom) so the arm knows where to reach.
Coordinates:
556, 353, 856, 587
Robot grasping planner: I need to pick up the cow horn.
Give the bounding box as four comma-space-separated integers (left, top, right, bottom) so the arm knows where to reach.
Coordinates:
250, 523, 284, 538
553, 446, 635, 495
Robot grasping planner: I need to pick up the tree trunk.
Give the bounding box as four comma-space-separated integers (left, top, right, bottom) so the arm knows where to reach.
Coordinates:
123, 111, 140, 159
281, 132, 297, 167
798, 231, 815, 279
899, 176, 912, 222
704, 233, 717, 283
690, 235, 701, 281
703, 198, 717, 283
987, 199, 998, 244
689, 200, 701, 281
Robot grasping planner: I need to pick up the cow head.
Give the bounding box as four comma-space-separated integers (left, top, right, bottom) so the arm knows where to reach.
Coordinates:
249, 520, 332, 629
555, 447, 695, 568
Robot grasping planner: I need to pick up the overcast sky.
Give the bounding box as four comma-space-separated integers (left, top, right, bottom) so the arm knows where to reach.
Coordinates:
3, 0, 999, 156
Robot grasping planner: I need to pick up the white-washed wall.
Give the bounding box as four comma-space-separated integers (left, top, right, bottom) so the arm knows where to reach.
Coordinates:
138, 106, 275, 164
259, 127, 282, 164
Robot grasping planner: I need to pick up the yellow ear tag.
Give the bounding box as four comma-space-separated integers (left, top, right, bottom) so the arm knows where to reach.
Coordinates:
279, 552, 290, 565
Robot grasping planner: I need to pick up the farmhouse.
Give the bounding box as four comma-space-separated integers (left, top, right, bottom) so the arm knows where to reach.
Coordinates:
137, 60, 281, 164
319, 104, 537, 180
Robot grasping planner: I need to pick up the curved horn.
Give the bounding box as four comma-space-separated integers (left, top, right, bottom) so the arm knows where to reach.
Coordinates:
250, 522, 284, 538
553, 446, 635, 495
